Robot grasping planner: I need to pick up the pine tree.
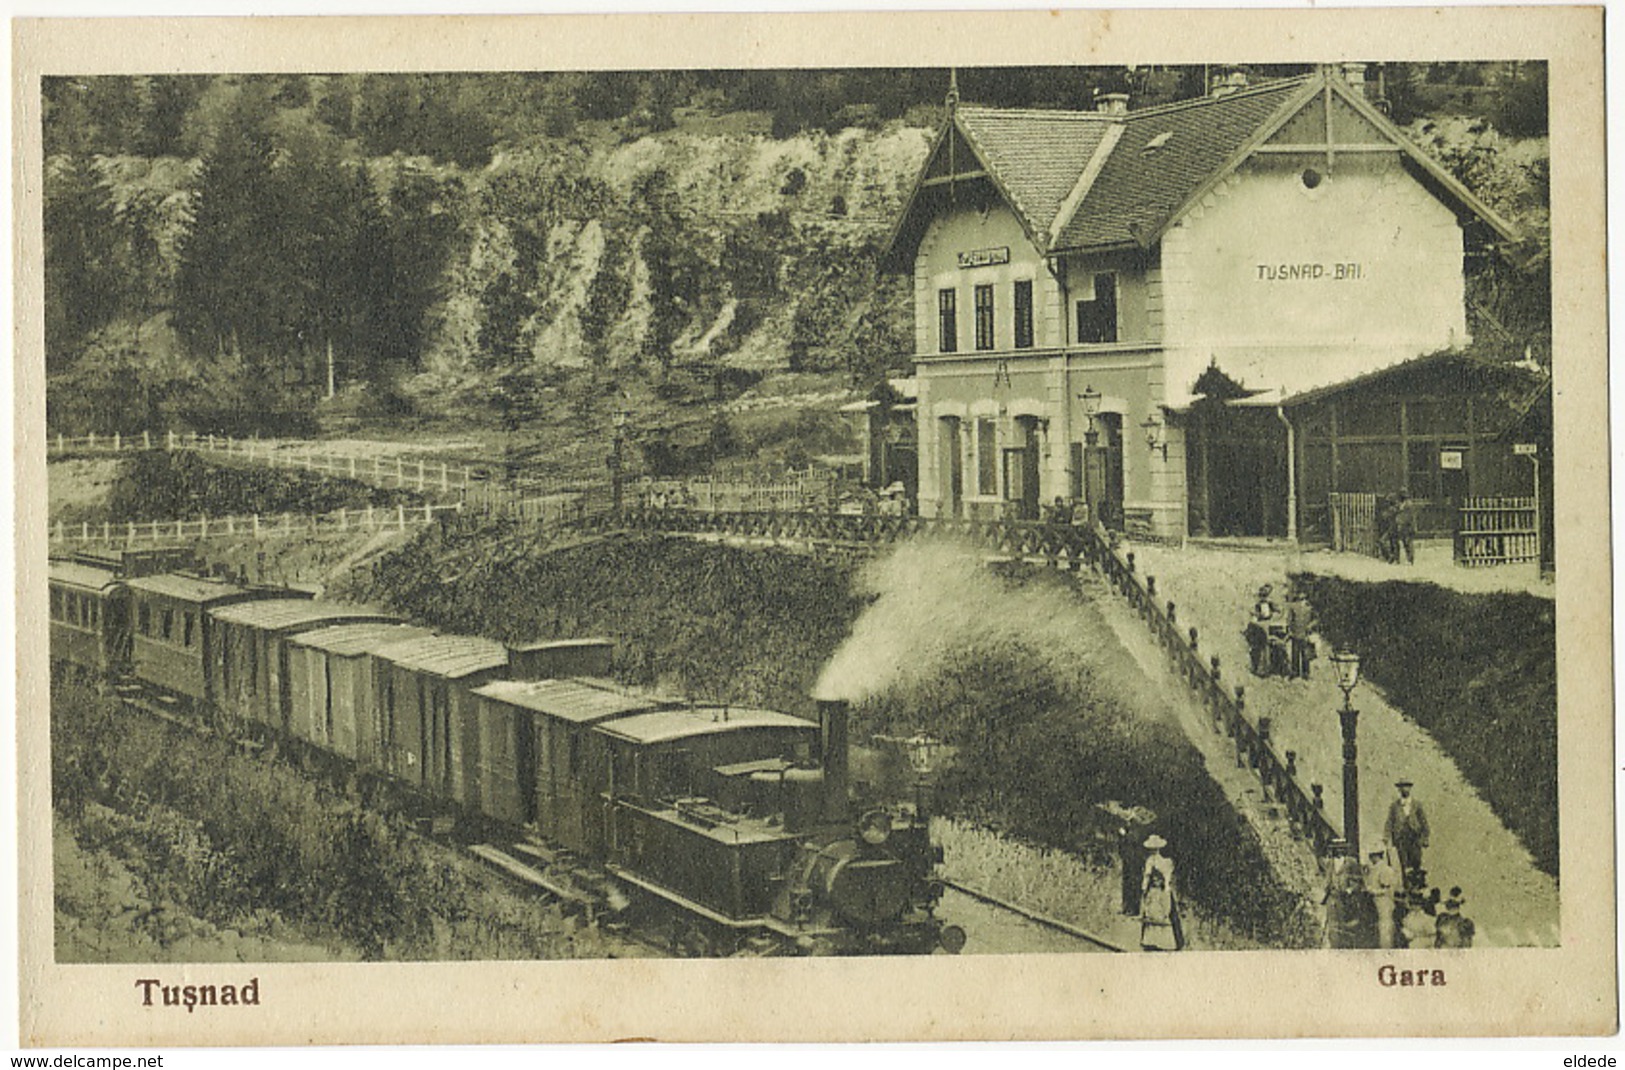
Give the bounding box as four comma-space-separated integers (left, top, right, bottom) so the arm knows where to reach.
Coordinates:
43, 155, 121, 372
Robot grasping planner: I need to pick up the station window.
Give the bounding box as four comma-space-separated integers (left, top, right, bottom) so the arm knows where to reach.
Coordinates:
976, 418, 998, 496
183, 612, 195, 648
974, 284, 995, 351
938, 288, 958, 353
1014, 280, 1034, 349
50, 589, 61, 621
1076, 273, 1118, 344
161, 608, 174, 642
138, 602, 151, 636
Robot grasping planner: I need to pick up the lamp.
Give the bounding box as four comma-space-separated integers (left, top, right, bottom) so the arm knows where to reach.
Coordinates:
1330, 650, 1361, 703
1328, 650, 1362, 853
1078, 386, 1102, 448
1141, 412, 1169, 459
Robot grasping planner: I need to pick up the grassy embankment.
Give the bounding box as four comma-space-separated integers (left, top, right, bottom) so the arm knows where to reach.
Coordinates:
361, 524, 1317, 946
1291, 575, 1558, 877
52, 681, 621, 963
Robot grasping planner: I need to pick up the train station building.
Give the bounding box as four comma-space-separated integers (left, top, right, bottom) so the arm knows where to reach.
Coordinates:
882, 64, 1544, 541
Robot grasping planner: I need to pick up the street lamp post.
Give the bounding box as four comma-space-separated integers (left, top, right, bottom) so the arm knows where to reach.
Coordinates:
1078, 385, 1101, 523
1330, 650, 1362, 854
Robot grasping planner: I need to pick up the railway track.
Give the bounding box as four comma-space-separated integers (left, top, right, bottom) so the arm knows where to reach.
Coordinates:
940, 878, 1126, 954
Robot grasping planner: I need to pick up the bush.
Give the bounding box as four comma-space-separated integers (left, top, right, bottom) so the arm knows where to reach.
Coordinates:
1291, 575, 1557, 876
99, 450, 422, 524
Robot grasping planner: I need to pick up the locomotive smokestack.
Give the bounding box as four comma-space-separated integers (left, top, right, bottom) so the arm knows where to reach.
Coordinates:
817, 698, 851, 821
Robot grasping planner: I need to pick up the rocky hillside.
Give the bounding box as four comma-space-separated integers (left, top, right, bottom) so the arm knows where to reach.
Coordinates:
47, 100, 930, 436
44, 68, 1549, 439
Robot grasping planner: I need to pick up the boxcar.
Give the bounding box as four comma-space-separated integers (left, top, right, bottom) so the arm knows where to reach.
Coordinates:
286, 622, 434, 763
126, 574, 292, 705
48, 558, 129, 679
470, 676, 664, 838
208, 600, 398, 735
595, 707, 820, 920
372, 635, 509, 801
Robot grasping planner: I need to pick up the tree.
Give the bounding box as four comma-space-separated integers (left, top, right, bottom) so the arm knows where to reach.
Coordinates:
43, 156, 121, 372
172, 81, 283, 361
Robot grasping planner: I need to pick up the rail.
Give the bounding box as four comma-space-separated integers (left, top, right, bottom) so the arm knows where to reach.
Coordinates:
603, 507, 1344, 857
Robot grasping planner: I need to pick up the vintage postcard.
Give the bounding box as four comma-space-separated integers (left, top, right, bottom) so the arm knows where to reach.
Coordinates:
13, 7, 1613, 1045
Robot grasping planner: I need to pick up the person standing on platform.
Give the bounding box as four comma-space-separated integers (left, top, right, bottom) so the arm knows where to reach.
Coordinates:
1139, 835, 1184, 951
1392, 490, 1418, 564
1364, 842, 1402, 949
1435, 887, 1476, 948
1246, 584, 1282, 677
1117, 824, 1144, 917
1386, 779, 1431, 889
1284, 584, 1318, 680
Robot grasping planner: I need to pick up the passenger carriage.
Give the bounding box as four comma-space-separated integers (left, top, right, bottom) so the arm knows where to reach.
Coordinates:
126, 573, 293, 706
48, 558, 128, 681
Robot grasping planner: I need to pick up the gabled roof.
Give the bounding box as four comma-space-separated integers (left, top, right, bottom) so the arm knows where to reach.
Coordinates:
954, 107, 1113, 248
1055, 77, 1314, 250
885, 68, 1518, 268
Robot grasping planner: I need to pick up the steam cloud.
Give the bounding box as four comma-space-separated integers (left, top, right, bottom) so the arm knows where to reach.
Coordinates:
813, 540, 1129, 704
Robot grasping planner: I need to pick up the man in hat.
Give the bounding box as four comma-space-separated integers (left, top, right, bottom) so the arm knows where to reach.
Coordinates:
1364, 842, 1402, 949
1385, 779, 1430, 888
1434, 887, 1476, 948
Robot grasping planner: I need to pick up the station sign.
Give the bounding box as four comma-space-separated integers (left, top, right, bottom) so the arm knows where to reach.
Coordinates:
958, 246, 1010, 269
1514, 443, 1539, 456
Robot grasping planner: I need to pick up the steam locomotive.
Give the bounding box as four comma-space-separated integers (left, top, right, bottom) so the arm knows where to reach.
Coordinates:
48, 547, 960, 956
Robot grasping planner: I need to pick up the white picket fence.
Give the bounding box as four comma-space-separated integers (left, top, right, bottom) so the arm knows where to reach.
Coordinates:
49, 502, 465, 549
46, 429, 597, 501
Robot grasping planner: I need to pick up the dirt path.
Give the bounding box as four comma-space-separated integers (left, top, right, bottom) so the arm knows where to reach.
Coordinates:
1128, 542, 1559, 948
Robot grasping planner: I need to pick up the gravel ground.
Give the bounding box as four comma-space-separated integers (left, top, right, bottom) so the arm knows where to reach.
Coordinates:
1127, 539, 1559, 947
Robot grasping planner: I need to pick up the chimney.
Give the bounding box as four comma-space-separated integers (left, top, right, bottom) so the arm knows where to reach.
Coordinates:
1096, 92, 1130, 116
1341, 62, 1368, 98
816, 698, 851, 822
